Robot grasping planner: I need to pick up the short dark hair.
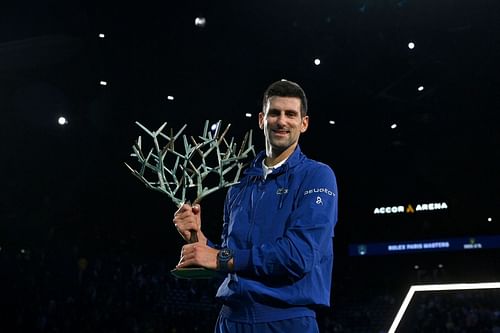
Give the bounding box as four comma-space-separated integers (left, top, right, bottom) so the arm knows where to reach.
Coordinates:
263, 80, 308, 116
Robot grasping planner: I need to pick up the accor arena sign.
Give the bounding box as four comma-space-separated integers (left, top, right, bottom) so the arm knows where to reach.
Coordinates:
373, 202, 448, 215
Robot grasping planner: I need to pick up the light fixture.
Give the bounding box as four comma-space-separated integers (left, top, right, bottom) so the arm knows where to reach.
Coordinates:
195, 17, 206, 27
408, 42, 415, 49
100, 81, 107, 86
417, 86, 424, 92
98, 33, 105, 38
245, 113, 252, 118
167, 96, 175, 101
314, 58, 321, 66
329, 120, 335, 125
58, 116, 68, 125
391, 123, 398, 129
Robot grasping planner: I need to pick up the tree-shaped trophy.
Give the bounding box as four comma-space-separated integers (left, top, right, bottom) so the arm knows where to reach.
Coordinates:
125, 120, 254, 279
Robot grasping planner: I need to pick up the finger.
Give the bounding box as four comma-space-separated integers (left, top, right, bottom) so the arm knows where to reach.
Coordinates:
192, 204, 201, 215
174, 203, 191, 216
177, 254, 195, 268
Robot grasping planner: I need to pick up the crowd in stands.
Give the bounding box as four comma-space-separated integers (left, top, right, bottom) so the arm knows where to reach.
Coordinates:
1, 233, 499, 332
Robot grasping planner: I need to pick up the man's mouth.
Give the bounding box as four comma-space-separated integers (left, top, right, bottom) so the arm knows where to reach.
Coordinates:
272, 129, 289, 136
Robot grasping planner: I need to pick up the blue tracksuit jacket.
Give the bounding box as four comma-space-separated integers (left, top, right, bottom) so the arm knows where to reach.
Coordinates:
214, 145, 338, 323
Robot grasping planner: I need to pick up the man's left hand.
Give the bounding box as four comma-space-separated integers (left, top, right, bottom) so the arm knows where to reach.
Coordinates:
177, 242, 219, 270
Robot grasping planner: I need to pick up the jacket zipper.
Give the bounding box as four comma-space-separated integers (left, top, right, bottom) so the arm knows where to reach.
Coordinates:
246, 177, 265, 245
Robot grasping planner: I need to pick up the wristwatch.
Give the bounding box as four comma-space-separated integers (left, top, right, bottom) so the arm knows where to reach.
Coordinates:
217, 248, 233, 272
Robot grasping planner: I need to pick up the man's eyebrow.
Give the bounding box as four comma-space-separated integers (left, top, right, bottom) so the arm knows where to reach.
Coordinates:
268, 108, 299, 113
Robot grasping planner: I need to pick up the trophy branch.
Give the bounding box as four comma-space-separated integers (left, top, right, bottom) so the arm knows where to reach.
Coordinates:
125, 120, 255, 245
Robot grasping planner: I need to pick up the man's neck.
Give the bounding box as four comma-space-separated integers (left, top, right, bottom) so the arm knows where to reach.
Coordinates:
265, 145, 296, 167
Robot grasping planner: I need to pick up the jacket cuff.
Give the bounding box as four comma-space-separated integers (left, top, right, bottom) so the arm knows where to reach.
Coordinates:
206, 239, 219, 249
233, 249, 251, 272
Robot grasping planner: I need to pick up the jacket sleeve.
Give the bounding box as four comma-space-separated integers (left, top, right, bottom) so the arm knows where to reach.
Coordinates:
232, 163, 338, 280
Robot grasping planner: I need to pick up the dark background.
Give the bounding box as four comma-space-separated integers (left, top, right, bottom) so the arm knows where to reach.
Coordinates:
1, 0, 499, 332
1, 0, 498, 247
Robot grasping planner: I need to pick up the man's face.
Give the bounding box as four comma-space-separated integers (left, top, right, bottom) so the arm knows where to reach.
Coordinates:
259, 96, 309, 158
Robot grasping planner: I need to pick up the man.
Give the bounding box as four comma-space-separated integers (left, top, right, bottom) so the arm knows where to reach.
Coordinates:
173, 80, 338, 332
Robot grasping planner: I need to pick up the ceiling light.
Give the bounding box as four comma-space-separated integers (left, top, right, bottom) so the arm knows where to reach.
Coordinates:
58, 116, 68, 125
195, 17, 206, 27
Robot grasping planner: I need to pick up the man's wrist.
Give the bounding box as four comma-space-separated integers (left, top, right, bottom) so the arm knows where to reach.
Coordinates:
216, 248, 234, 272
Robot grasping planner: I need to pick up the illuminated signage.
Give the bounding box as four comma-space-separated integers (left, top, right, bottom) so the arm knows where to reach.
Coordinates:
373, 202, 448, 215
387, 241, 450, 251
349, 235, 500, 256
463, 238, 482, 249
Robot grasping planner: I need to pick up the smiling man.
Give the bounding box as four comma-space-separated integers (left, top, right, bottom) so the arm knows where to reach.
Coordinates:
173, 80, 338, 333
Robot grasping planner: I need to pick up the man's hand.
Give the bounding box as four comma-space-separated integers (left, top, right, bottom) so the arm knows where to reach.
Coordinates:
172, 203, 207, 244
177, 242, 219, 270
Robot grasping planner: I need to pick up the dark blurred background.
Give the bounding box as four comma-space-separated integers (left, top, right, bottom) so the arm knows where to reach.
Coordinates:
1, 0, 499, 332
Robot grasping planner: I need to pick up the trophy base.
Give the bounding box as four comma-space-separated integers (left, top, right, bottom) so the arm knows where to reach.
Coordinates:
170, 267, 219, 279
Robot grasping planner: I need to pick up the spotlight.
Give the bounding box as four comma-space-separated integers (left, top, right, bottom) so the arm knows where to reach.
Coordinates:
98, 33, 105, 38
329, 120, 335, 125
58, 116, 68, 126
314, 58, 321, 66
167, 96, 175, 101
408, 42, 415, 49
100, 81, 107, 86
210, 123, 218, 131
195, 17, 206, 27
391, 123, 398, 129
417, 86, 424, 92
488, 217, 493, 222
245, 113, 252, 118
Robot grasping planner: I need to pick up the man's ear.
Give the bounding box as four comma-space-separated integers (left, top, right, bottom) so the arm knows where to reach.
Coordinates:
258, 112, 265, 130
300, 115, 309, 133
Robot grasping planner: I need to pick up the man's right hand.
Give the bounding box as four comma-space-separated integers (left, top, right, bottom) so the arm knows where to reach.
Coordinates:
173, 203, 206, 244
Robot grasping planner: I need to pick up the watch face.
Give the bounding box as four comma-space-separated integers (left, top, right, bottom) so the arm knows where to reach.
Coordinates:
220, 248, 232, 260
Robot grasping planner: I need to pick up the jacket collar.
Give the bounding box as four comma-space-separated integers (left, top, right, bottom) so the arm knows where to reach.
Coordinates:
245, 145, 304, 177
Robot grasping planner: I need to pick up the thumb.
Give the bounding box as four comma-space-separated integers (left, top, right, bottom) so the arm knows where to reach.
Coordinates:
192, 204, 201, 215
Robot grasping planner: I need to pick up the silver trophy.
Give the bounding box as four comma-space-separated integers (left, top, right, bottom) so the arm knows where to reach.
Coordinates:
125, 120, 254, 278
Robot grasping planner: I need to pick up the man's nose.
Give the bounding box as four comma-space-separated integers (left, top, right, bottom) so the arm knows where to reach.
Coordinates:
276, 113, 286, 126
